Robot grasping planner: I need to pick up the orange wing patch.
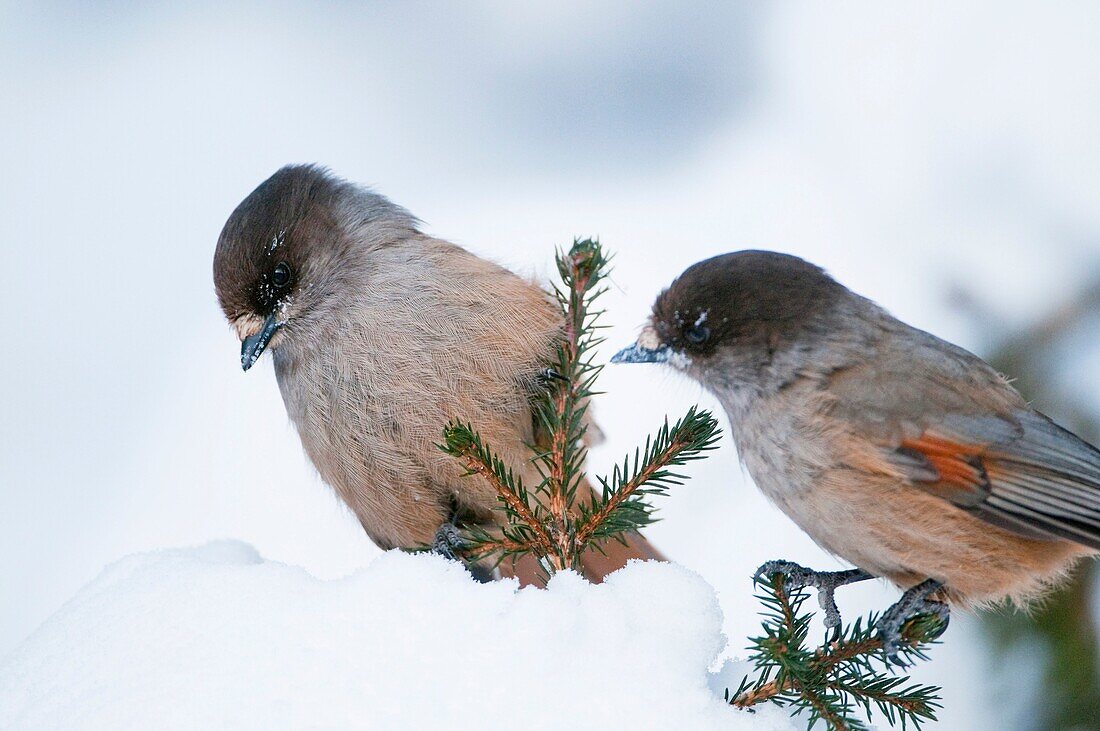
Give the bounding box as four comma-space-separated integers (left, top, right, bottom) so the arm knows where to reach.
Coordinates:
898, 433, 991, 505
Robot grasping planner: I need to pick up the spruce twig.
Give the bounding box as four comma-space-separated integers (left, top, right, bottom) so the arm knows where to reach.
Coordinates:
575, 406, 720, 545
441, 423, 554, 558
438, 238, 720, 575
728, 573, 943, 730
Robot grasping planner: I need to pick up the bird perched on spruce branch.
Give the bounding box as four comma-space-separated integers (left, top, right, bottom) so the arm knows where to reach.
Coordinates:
213, 165, 661, 584
613, 251, 1100, 658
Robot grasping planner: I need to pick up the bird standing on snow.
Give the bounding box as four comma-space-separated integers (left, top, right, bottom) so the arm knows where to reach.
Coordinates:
613, 251, 1100, 658
213, 165, 661, 584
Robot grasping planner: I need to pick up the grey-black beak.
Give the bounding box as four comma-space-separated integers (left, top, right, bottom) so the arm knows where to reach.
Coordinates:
241, 314, 283, 371
611, 342, 670, 364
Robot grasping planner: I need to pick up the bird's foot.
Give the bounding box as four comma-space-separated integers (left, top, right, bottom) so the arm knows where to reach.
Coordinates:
432, 523, 495, 583
433, 522, 465, 561
876, 579, 950, 666
754, 560, 874, 642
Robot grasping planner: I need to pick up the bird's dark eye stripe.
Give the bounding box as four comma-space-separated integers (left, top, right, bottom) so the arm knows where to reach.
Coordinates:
272, 262, 292, 287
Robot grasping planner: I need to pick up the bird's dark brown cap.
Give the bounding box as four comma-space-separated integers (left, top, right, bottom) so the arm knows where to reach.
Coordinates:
629, 250, 848, 361
213, 164, 350, 326
214, 165, 422, 369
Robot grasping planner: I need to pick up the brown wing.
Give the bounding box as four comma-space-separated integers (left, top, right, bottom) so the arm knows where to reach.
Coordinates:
828, 330, 1100, 549
897, 412, 1100, 548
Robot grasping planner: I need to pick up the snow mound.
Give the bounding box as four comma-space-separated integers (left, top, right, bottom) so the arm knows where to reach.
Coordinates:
0, 543, 792, 730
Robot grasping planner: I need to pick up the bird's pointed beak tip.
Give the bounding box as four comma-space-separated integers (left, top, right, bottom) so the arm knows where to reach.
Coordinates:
240, 351, 258, 371
240, 314, 283, 372
611, 342, 671, 364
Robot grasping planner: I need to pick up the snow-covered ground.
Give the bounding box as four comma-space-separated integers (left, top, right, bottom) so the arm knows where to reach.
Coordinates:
3, 3, 1099, 730
0, 543, 793, 731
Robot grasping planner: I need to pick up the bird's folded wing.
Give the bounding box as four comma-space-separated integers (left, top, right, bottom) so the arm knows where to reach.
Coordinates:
826, 342, 1100, 549
894, 412, 1100, 549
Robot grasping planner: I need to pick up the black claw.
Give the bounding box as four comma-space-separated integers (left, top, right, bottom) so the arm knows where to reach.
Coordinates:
536, 368, 570, 388
754, 560, 804, 585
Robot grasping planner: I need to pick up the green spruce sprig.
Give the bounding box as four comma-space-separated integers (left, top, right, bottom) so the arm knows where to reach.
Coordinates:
576, 406, 719, 544
728, 573, 943, 730
440, 238, 720, 576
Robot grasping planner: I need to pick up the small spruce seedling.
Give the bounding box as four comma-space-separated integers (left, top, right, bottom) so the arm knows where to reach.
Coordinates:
439, 238, 720, 577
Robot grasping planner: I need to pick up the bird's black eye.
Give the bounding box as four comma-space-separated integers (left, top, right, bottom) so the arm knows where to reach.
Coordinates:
684, 326, 710, 345
272, 262, 292, 288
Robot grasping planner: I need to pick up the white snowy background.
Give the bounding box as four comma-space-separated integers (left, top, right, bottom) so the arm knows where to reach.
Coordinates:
2, 2, 1099, 729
